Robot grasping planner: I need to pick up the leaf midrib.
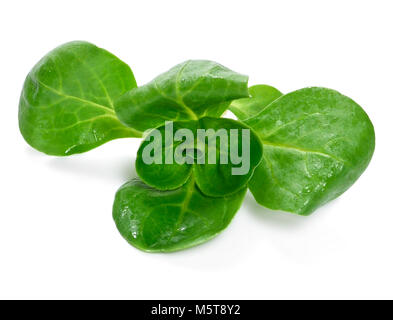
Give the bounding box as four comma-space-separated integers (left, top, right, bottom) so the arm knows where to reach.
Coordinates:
140, 178, 196, 249
261, 139, 346, 164
33, 76, 115, 114
153, 78, 198, 121
166, 177, 195, 243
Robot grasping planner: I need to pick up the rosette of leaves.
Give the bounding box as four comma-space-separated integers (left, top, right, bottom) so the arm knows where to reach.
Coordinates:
19, 41, 141, 156
18, 42, 376, 253
134, 117, 263, 197
230, 86, 375, 215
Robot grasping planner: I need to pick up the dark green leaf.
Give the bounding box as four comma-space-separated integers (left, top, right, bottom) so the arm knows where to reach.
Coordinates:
135, 117, 263, 197
242, 87, 375, 215
136, 120, 195, 190
19, 41, 141, 156
229, 84, 282, 120
114, 60, 249, 132
113, 177, 246, 252
194, 117, 263, 197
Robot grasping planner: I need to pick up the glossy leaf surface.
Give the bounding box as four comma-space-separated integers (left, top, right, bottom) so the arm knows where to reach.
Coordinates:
115, 60, 249, 132
19, 41, 141, 156
241, 87, 375, 215
135, 117, 263, 197
113, 177, 246, 252
229, 84, 282, 120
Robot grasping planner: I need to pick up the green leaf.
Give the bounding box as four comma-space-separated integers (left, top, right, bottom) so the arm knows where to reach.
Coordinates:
229, 84, 283, 120
114, 60, 249, 132
136, 120, 195, 191
242, 87, 375, 215
113, 177, 246, 252
19, 41, 141, 156
135, 117, 263, 197
194, 117, 263, 197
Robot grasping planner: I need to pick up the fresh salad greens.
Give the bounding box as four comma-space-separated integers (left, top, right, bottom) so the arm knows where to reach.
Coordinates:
19, 41, 375, 252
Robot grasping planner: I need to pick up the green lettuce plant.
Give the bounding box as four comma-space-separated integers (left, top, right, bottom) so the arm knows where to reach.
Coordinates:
19, 41, 375, 252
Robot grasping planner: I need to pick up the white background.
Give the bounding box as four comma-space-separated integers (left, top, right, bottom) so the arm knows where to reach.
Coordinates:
0, 0, 392, 300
